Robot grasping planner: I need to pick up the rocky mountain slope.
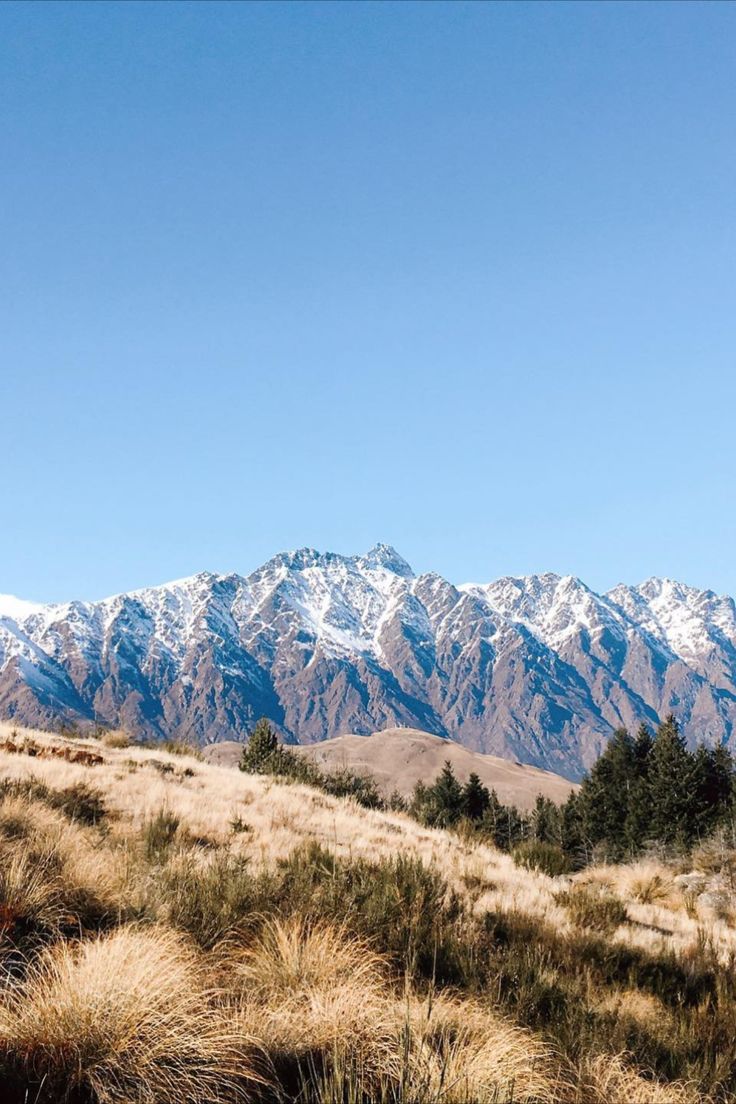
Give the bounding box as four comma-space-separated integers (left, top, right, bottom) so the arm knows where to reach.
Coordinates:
1, 545, 735, 778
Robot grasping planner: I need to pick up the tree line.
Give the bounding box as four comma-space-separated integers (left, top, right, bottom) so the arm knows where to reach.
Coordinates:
411, 715, 736, 869
240, 715, 736, 872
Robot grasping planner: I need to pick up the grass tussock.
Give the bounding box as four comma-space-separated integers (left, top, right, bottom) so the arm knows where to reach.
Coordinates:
235, 918, 565, 1103
100, 728, 131, 750
578, 1052, 700, 1104
236, 917, 397, 1089
0, 796, 120, 947
0, 926, 258, 1104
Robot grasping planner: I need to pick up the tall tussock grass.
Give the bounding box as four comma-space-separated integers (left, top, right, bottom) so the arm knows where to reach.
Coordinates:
234, 917, 566, 1103
0, 796, 120, 950
0, 926, 258, 1104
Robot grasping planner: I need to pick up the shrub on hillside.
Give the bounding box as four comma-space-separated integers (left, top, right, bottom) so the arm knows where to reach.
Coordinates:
239, 718, 386, 810
156, 853, 267, 948
143, 809, 180, 863
513, 839, 570, 877
101, 729, 130, 749
555, 883, 627, 934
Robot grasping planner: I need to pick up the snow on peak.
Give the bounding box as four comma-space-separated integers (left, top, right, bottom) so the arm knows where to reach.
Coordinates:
0, 594, 45, 622
358, 544, 414, 578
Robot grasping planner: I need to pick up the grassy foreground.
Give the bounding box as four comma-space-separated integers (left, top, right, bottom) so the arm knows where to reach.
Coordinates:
0, 724, 734, 1102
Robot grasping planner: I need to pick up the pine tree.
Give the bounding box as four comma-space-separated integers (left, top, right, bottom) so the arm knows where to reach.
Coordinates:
532, 795, 561, 844
560, 791, 586, 868
239, 717, 278, 774
648, 715, 694, 845
623, 723, 654, 851
692, 743, 734, 838
578, 728, 637, 858
430, 761, 465, 826
482, 789, 525, 850
461, 772, 491, 821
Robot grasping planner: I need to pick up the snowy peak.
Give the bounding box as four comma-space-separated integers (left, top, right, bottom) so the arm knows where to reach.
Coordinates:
1, 552, 736, 779
607, 578, 736, 673
0, 594, 46, 622
358, 544, 414, 578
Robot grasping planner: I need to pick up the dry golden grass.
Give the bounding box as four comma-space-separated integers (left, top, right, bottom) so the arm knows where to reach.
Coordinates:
235, 915, 386, 1002
3, 722, 736, 964
403, 992, 565, 1104
234, 917, 565, 1104
578, 1053, 700, 1104
235, 917, 398, 1083
0, 723, 729, 1104
0, 925, 257, 1104
0, 794, 124, 942
100, 728, 131, 749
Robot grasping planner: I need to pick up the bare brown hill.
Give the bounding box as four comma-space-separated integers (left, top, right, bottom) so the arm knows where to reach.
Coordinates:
203, 727, 577, 810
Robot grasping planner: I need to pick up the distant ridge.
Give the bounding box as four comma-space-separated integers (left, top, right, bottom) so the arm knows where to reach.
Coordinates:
1, 545, 735, 779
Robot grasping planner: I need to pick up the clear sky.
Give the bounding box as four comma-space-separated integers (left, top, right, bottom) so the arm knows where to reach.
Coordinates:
2, 1, 735, 603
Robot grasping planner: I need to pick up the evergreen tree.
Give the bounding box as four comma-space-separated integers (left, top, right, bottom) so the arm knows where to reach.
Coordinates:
482, 789, 526, 850
578, 728, 637, 858
411, 762, 465, 827
623, 723, 654, 851
532, 795, 561, 844
691, 743, 734, 839
239, 717, 278, 774
462, 772, 491, 821
431, 761, 465, 826
560, 791, 586, 868
648, 715, 695, 845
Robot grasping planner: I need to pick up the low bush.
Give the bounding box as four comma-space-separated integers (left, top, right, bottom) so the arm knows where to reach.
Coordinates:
555, 883, 628, 934
513, 839, 570, 877
239, 718, 387, 811
47, 782, 108, 827
143, 808, 180, 862
156, 853, 268, 948
161, 739, 203, 760
101, 729, 130, 749
0, 779, 107, 827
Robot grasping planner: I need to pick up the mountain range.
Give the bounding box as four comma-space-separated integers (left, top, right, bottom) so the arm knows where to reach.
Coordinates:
1, 544, 735, 779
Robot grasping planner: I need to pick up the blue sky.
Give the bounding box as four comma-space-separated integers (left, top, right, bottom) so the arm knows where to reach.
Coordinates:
2, 1, 735, 602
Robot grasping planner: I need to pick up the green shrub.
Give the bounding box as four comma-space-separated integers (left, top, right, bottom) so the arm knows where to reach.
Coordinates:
239, 718, 387, 811
157, 853, 270, 948
47, 783, 108, 827
161, 739, 202, 759
513, 839, 570, 877
143, 809, 180, 862
319, 768, 384, 809
555, 883, 628, 934
271, 843, 468, 985
0, 779, 107, 828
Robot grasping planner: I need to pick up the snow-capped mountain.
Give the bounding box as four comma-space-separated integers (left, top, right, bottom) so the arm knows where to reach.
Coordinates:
1, 545, 735, 780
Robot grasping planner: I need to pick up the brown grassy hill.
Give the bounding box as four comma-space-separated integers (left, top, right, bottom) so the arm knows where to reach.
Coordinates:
298, 727, 577, 809
203, 727, 577, 810
0, 722, 731, 1104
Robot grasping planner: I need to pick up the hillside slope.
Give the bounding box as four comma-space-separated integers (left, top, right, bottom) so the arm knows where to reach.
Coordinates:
203, 727, 577, 810
2, 546, 735, 779
0, 724, 732, 1104
0, 723, 732, 1103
